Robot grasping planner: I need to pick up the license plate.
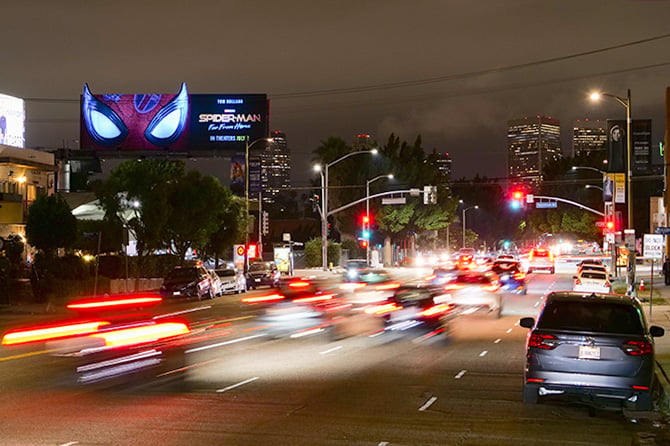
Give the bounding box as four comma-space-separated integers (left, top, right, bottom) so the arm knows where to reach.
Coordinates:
579, 345, 600, 360
173, 291, 181, 296
255, 278, 261, 282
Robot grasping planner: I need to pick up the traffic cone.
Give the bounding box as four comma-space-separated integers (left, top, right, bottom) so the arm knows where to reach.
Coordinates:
639, 279, 645, 292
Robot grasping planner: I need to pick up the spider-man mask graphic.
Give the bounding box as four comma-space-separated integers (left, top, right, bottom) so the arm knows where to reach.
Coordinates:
81, 83, 189, 150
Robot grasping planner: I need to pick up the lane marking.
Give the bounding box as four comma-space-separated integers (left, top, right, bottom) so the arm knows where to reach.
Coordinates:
479, 350, 488, 357
320, 346, 342, 355
494, 338, 501, 344
455, 369, 467, 379
59, 443, 79, 446
217, 376, 259, 393
506, 328, 513, 333
419, 396, 438, 411
378, 442, 389, 446
185, 333, 264, 354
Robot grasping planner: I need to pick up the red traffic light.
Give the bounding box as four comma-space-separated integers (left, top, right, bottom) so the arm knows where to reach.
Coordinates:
512, 190, 524, 201
606, 221, 615, 230
362, 214, 371, 225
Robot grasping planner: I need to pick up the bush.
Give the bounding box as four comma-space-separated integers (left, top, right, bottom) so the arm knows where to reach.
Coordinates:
304, 238, 341, 268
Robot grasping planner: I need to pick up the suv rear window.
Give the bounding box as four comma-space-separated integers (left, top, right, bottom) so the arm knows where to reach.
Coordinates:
537, 301, 643, 334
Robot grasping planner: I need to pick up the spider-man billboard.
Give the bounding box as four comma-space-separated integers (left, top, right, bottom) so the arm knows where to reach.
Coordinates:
80, 83, 269, 153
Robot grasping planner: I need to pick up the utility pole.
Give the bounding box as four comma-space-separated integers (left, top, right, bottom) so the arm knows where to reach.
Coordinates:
665, 87, 670, 259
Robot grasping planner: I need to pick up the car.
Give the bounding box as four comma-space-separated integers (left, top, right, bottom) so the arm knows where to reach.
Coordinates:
368, 282, 457, 339
527, 248, 555, 274
338, 269, 400, 308
456, 248, 477, 270
428, 266, 459, 286
214, 268, 247, 294
491, 260, 527, 295
573, 270, 612, 293
246, 261, 281, 289
160, 265, 215, 300
208, 269, 224, 296
496, 254, 517, 262
442, 271, 503, 317
520, 291, 665, 411
344, 259, 370, 281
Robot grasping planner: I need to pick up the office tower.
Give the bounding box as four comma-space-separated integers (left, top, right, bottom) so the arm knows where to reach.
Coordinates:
508, 116, 561, 183
261, 130, 291, 204
573, 119, 607, 159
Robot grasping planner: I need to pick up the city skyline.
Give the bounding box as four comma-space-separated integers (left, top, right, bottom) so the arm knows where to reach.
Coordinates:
1, 1, 669, 184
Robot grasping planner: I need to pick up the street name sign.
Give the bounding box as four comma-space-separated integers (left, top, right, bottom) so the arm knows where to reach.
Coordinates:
535, 201, 557, 209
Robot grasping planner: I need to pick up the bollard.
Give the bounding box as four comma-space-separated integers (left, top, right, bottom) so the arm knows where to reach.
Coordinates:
639, 279, 645, 292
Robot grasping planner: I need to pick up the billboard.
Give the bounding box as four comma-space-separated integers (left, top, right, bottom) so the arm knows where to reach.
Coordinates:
80, 83, 269, 153
0, 93, 26, 148
606, 119, 653, 175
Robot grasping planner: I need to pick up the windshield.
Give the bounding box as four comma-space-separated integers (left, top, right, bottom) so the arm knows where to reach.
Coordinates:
164, 268, 198, 283
249, 263, 272, 272
216, 269, 236, 277
538, 301, 643, 334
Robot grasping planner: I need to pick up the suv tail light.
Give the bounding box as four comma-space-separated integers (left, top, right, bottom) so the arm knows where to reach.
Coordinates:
622, 340, 653, 356
528, 332, 558, 349
513, 272, 525, 280
574, 278, 581, 285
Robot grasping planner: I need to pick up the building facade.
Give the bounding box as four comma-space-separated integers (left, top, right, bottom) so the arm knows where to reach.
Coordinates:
261, 130, 291, 204
0, 145, 56, 239
508, 116, 561, 183
573, 119, 607, 159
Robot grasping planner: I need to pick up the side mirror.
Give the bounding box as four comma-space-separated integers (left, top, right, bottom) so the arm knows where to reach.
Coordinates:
650, 326, 665, 338
519, 317, 535, 329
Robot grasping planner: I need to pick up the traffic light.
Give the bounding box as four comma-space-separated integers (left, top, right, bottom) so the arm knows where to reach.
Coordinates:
362, 214, 371, 226
359, 239, 368, 248
509, 189, 525, 210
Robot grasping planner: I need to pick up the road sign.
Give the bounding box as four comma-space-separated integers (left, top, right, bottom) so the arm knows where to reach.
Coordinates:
382, 197, 406, 205
526, 194, 534, 204
655, 227, 670, 235
535, 201, 557, 209
643, 234, 664, 259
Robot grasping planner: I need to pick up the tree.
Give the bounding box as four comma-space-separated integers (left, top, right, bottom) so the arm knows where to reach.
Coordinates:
165, 170, 234, 264
25, 194, 77, 257
203, 193, 246, 268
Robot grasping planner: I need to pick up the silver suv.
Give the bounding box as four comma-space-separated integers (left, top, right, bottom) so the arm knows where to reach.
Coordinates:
520, 292, 664, 411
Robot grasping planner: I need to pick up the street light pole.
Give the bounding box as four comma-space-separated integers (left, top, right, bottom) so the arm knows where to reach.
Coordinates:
245, 137, 272, 270
462, 205, 478, 248
315, 149, 378, 271
365, 173, 393, 265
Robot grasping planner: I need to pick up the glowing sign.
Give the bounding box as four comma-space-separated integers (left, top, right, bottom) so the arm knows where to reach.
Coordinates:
0, 93, 26, 147
80, 83, 269, 153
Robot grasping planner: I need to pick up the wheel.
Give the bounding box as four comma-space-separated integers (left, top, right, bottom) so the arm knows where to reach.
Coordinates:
523, 383, 539, 404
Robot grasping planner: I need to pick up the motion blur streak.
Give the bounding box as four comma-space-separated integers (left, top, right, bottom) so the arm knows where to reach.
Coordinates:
242, 294, 285, 303
292, 294, 334, 303
184, 333, 265, 354
67, 296, 162, 310
375, 283, 400, 291
2, 321, 111, 345
90, 322, 190, 347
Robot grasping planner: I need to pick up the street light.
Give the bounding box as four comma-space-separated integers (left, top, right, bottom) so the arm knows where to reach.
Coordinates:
245, 137, 273, 270
585, 184, 604, 192
462, 205, 478, 248
571, 165, 606, 176
365, 173, 393, 265
314, 149, 378, 271
589, 90, 632, 230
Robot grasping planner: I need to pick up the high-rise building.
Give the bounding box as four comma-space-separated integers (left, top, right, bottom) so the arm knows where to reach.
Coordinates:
508, 116, 561, 183
573, 119, 607, 159
434, 151, 452, 180
261, 130, 291, 204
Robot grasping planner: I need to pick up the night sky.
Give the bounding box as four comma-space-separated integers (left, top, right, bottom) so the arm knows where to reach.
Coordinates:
2, 0, 670, 185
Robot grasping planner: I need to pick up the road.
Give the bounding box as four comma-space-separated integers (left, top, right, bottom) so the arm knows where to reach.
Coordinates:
0, 262, 661, 445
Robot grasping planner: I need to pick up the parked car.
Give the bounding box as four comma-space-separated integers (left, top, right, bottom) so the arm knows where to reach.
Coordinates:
527, 248, 555, 274
160, 265, 215, 300
214, 268, 247, 294
246, 261, 281, 289
491, 260, 527, 295
573, 270, 612, 293
520, 291, 664, 411
208, 269, 224, 296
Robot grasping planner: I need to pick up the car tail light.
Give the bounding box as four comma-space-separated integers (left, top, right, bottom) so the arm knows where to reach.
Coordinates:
91, 322, 190, 348
293, 294, 334, 303
365, 302, 402, 315
604, 281, 611, 288
444, 283, 464, 291
425, 274, 436, 281
483, 284, 499, 292
622, 340, 653, 356
418, 304, 453, 317
2, 321, 111, 345
513, 272, 525, 280
376, 283, 400, 291
339, 282, 366, 291
67, 294, 163, 310
242, 293, 285, 303
574, 278, 582, 285
528, 332, 558, 349
288, 280, 311, 289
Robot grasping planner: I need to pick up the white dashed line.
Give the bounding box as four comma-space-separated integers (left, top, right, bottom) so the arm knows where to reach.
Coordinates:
378, 442, 389, 446
507, 328, 513, 333
494, 338, 502, 344
455, 369, 467, 379
185, 334, 265, 354
216, 376, 259, 393
320, 346, 342, 355
419, 396, 438, 411
479, 350, 488, 357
